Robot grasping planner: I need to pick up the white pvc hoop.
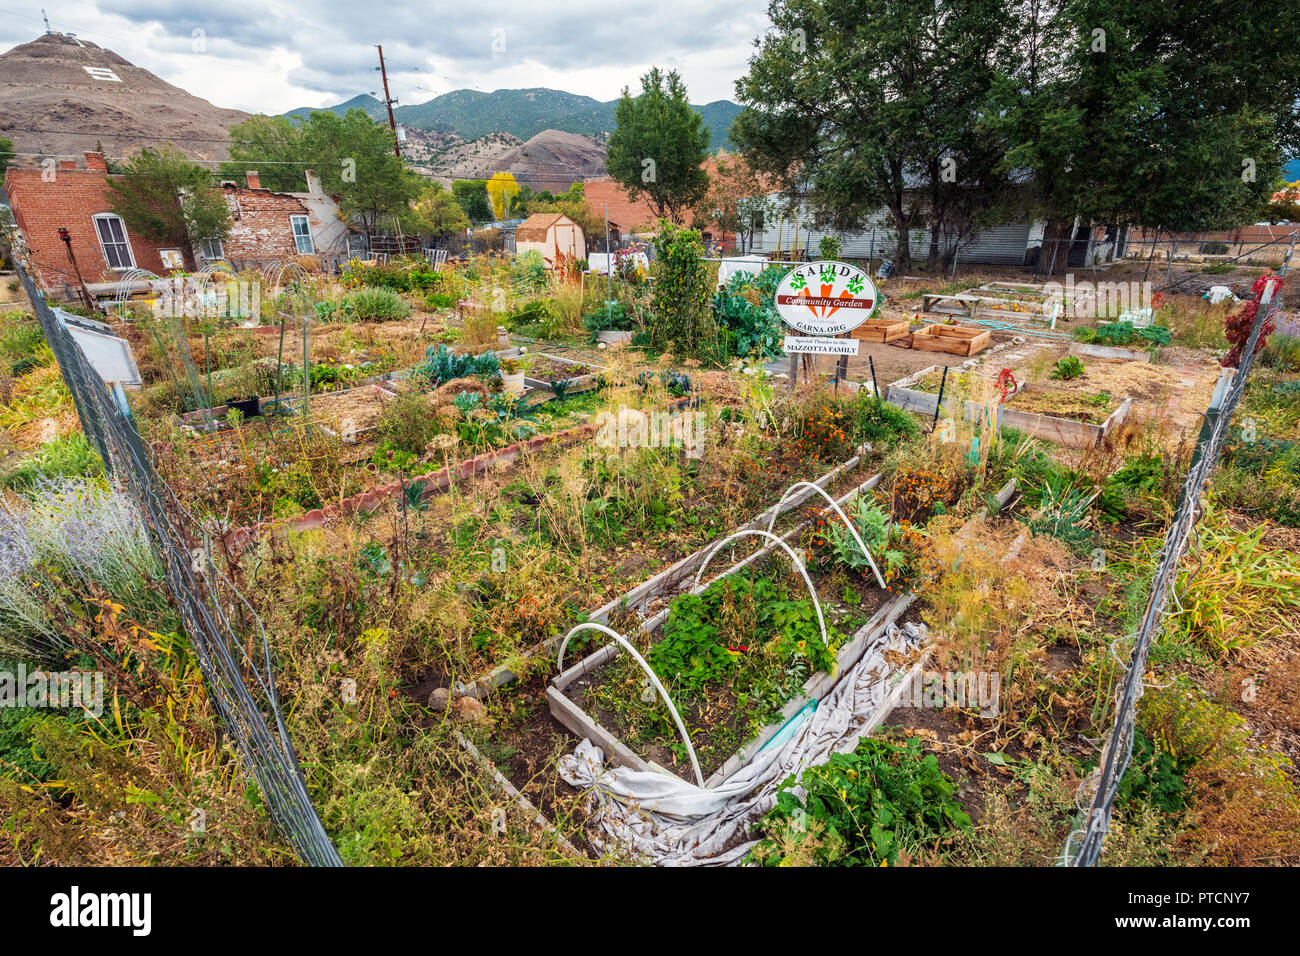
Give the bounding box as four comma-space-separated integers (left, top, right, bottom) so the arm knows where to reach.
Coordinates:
766, 480, 887, 590
192, 262, 240, 321
692, 528, 829, 651
263, 260, 311, 298
555, 622, 704, 788
110, 268, 161, 318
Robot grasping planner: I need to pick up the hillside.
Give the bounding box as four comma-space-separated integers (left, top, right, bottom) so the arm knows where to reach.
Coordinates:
288, 87, 742, 152
0, 33, 250, 162
283, 93, 388, 124
412, 129, 606, 192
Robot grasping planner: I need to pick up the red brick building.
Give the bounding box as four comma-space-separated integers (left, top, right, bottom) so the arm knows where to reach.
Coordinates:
3, 154, 345, 297
215, 171, 323, 266
4, 151, 173, 294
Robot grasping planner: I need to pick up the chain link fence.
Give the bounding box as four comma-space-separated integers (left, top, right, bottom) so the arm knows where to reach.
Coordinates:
11, 255, 341, 867
1062, 251, 1291, 867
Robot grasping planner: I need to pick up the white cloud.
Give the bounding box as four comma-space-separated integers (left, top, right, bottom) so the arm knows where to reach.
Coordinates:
2, 1, 769, 113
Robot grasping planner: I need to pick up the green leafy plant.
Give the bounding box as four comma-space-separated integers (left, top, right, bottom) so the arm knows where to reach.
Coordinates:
1076, 321, 1172, 349
342, 287, 413, 322
749, 736, 971, 866
410, 344, 500, 390
582, 301, 635, 335
710, 267, 785, 360
1096, 455, 1165, 523
2, 434, 104, 490
1049, 355, 1086, 381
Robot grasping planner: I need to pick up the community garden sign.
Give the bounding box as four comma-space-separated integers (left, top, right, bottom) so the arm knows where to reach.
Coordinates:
775, 260, 879, 336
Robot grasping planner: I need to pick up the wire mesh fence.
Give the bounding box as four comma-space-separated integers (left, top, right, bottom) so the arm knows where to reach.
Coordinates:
11, 256, 341, 867
1061, 251, 1291, 867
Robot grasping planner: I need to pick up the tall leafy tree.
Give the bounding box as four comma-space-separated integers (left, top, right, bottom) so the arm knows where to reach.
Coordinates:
993, 0, 1300, 266
606, 68, 712, 224
220, 115, 307, 191
224, 109, 419, 233
405, 181, 470, 238
302, 110, 420, 233
451, 179, 492, 222
0, 137, 15, 176
732, 0, 1012, 271
107, 147, 231, 268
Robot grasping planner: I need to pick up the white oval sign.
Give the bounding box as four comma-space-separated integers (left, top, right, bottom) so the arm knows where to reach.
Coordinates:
774, 260, 879, 336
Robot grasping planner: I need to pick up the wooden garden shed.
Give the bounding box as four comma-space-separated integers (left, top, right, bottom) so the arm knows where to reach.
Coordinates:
515, 212, 586, 267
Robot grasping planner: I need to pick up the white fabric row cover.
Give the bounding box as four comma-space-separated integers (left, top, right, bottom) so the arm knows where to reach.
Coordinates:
559, 621, 928, 866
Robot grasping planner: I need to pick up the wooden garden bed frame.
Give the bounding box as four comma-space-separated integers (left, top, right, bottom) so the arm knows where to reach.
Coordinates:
523, 353, 609, 393
849, 318, 911, 343
885, 365, 1131, 447
910, 324, 992, 356
546, 479, 1019, 789
1069, 341, 1156, 363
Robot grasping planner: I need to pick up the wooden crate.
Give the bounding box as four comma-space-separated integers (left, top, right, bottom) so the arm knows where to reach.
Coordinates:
850, 318, 911, 343
910, 324, 991, 356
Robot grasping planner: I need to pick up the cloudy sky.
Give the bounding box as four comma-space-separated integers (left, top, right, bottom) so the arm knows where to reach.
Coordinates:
1, 1, 771, 112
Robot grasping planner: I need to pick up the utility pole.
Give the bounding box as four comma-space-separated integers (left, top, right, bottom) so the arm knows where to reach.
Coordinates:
376, 45, 400, 158
57, 228, 98, 314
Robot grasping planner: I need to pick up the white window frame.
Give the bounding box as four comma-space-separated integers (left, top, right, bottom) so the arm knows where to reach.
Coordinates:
92, 213, 135, 270
290, 215, 314, 255
199, 236, 224, 260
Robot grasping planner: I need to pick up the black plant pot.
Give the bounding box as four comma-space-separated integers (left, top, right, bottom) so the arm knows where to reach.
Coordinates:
228, 396, 262, 418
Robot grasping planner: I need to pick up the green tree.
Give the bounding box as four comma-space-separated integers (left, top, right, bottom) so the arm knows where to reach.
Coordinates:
224, 109, 419, 232
107, 147, 231, 268
606, 68, 711, 224
732, 0, 1012, 271
405, 181, 470, 238
0, 137, 15, 177
451, 179, 492, 222
994, 0, 1300, 268
220, 115, 308, 191
303, 110, 419, 233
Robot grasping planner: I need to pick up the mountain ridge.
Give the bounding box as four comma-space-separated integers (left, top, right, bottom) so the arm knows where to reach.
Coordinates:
285, 87, 742, 152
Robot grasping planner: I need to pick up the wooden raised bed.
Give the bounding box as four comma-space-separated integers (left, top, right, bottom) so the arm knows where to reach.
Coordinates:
455, 451, 882, 699
548, 481, 1019, 790
523, 353, 608, 393
1069, 341, 1155, 363
885, 364, 1025, 418
998, 385, 1132, 446
886, 365, 1130, 448
850, 318, 911, 343
550, 584, 914, 789
910, 324, 991, 356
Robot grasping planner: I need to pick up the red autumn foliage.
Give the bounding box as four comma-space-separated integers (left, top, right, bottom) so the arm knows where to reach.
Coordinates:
1222, 271, 1285, 368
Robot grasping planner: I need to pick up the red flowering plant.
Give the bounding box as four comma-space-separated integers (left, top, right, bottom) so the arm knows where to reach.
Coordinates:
1223, 271, 1285, 368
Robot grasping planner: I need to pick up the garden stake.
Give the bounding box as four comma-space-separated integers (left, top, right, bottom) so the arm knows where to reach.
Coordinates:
932, 365, 950, 429
869, 355, 880, 407
203, 328, 213, 410
273, 311, 288, 413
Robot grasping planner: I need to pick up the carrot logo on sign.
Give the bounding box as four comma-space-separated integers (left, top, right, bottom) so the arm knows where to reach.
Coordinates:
774, 260, 879, 336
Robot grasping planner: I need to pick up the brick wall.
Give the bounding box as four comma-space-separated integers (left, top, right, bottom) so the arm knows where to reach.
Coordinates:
4, 153, 170, 291
4, 156, 321, 294
219, 181, 311, 263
